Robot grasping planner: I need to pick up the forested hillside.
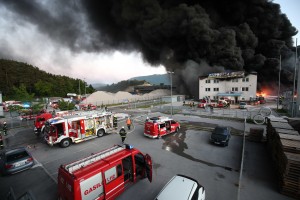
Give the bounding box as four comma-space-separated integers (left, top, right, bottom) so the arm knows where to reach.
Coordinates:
97, 80, 147, 93
0, 59, 95, 100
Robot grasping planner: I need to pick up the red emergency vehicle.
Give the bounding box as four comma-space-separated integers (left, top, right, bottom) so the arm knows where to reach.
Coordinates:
198, 99, 229, 108
144, 116, 180, 138
44, 112, 116, 148
58, 144, 152, 200
34, 112, 53, 136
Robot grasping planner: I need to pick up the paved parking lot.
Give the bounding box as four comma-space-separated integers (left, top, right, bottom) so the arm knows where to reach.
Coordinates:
0, 105, 294, 200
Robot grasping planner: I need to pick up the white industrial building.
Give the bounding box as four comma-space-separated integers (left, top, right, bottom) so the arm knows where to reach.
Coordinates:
199, 71, 257, 103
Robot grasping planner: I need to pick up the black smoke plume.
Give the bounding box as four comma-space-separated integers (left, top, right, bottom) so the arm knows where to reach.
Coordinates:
0, 0, 298, 97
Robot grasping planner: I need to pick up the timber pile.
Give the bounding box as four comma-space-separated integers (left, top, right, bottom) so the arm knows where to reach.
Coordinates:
267, 117, 300, 199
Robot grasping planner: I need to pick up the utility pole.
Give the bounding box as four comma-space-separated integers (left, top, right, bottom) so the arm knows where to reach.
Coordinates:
292, 38, 298, 117
167, 71, 174, 117
277, 55, 281, 110
84, 79, 87, 104
79, 80, 81, 96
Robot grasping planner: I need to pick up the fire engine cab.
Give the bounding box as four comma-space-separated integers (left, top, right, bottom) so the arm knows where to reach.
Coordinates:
144, 116, 180, 138
34, 112, 53, 136
58, 145, 152, 200
44, 112, 116, 148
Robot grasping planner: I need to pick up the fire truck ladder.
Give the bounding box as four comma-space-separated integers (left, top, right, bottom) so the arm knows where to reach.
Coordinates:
64, 146, 124, 173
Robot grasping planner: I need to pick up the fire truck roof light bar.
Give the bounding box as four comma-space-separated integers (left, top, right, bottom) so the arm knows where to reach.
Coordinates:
64, 146, 124, 173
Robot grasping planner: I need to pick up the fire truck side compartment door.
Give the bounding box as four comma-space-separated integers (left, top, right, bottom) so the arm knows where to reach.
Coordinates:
80, 172, 103, 200
80, 119, 85, 134
144, 154, 152, 182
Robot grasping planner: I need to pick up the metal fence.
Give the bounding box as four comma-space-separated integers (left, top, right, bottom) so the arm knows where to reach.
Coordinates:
152, 105, 273, 124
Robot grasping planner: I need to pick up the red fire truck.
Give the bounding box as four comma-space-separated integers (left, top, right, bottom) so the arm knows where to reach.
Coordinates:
58, 145, 152, 200
198, 99, 229, 108
34, 112, 53, 136
144, 116, 180, 138
44, 112, 116, 148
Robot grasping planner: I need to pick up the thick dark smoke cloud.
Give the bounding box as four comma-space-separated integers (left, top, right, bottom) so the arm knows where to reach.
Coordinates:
0, 0, 298, 97
81, 0, 297, 96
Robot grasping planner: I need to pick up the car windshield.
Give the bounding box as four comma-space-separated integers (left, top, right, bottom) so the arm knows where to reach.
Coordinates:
214, 127, 228, 135
240, 102, 246, 105
7, 150, 29, 162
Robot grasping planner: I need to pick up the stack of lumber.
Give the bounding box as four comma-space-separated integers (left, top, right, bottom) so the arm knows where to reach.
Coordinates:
248, 127, 264, 142
267, 117, 300, 199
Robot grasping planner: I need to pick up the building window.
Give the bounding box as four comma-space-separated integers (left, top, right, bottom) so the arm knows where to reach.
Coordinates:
205, 80, 211, 83
242, 78, 249, 82
232, 79, 238, 82
214, 79, 219, 83
242, 87, 249, 91
205, 88, 211, 91
213, 88, 219, 91
232, 87, 238, 91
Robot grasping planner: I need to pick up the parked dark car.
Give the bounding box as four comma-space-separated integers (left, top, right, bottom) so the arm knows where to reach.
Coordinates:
210, 126, 231, 146
0, 147, 34, 175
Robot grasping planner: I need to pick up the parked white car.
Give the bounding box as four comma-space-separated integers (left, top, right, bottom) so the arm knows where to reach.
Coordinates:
155, 174, 205, 200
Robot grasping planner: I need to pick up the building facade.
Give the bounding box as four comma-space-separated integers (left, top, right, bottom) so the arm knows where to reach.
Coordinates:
199, 71, 257, 103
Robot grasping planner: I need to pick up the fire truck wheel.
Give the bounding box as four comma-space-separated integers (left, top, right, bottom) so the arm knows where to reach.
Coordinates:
60, 139, 71, 148
97, 129, 105, 137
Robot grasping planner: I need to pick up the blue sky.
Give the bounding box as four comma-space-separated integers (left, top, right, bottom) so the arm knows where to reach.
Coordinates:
274, 0, 300, 44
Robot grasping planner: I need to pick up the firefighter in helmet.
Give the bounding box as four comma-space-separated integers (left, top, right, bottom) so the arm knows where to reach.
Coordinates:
119, 127, 127, 144
0, 132, 4, 149
3, 121, 7, 136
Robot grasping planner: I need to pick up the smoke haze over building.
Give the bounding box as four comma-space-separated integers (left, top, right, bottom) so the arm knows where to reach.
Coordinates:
0, 0, 298, 97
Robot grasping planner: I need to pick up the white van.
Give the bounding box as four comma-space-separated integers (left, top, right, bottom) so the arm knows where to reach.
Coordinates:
155, 174, 205, 200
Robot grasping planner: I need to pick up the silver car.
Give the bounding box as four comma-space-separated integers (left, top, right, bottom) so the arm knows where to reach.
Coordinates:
0, 147, 34, 175
155, 174, 205, 200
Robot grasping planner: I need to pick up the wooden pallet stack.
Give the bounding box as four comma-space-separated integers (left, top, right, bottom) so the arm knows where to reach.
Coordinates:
267, 117, 300, 199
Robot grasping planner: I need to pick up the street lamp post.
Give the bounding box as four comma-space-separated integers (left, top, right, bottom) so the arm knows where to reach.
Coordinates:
167, 71, 174, 117
84, 79, 87, 104
277, 54, 281, 110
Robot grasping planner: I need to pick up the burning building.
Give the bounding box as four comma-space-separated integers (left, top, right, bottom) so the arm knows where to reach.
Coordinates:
199, 71, 257, 103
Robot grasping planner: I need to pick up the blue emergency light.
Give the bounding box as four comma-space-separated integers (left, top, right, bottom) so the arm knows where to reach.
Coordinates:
124, 144, 133, 149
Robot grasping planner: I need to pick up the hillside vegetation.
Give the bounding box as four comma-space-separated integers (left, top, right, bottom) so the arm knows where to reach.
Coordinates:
97, 80, 147, 93
0, 59, 95, 100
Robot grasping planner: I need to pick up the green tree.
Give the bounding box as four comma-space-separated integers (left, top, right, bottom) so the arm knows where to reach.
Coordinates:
12, 84, 35, 101
34, 80, 52, 97
58, 100, 75, 111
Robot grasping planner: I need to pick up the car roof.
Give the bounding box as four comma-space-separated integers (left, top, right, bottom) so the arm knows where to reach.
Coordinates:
5, 147, 28, 155
156, 175, 198, 200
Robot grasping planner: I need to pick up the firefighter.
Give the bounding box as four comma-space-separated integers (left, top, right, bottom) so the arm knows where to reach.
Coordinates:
3, 122, 7, 136
126, 117, 132, 130
145, 116, 149, 122
0, 133, 4, 149
119, 127, 127, 144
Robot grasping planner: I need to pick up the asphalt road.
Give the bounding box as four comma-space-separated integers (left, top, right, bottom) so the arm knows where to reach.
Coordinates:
0, 104, 293, 200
